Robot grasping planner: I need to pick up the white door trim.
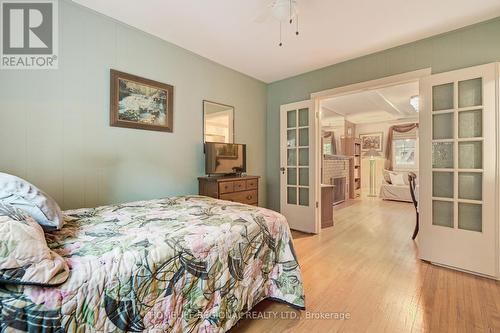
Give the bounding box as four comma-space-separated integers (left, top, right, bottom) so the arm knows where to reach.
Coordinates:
496, 62, 500, 278
311, 68, 432, 101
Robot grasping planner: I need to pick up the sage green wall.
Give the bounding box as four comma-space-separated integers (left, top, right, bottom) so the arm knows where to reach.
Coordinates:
0, 0, 267, 209
266, 17, 500, 211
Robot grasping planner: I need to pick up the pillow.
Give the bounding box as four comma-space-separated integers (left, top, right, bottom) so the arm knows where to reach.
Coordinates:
0, 172, 63, 231
389, 173, 406, 186
0, 203, 69, 286
383, 169, 393, 184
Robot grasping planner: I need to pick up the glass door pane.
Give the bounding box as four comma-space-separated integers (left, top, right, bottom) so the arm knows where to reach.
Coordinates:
458, 78, 482, 108
433, 113, 453, 139
432, 142, 453, 168
287, 187, 297, 204
458, 110, 482, 138
432, 200, 454, 228
287, 129, 297, 147
433, 172, 453, 198
287, 110, 296, 127
299, 168, 309, 186
287, 168, 297, 185
458, 172, 482, 200
432, 83, 454, 111
299, 188, 309, 206
298, 108, 309, 126
458, 203, 482, 232
286, 108, 310, 206
458, 141, 482, 169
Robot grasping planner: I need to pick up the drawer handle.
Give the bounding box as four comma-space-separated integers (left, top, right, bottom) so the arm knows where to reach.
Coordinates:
247, 195, 252, 200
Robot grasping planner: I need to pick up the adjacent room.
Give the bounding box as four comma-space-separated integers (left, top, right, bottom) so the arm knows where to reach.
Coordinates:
1, 0, 500, 332
317, 81, 420, 230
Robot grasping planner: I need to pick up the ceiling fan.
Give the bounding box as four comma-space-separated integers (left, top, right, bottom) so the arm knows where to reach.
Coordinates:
254, 0, 300, 46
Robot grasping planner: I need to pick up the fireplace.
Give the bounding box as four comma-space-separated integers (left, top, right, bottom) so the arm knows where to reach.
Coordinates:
333, 176, 347, 205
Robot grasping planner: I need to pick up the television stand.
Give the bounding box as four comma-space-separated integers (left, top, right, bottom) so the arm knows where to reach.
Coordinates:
198, 175, 260, 206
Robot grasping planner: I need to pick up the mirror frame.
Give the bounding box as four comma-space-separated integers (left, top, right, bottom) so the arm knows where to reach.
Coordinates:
203, 100, 235, 143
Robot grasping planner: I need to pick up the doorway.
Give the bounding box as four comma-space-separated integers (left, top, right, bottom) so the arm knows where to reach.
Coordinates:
315, 70, 427, 231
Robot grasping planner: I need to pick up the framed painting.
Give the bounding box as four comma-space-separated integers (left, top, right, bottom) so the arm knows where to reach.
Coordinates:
110, 69, 173, 132
360, 132, 383, 151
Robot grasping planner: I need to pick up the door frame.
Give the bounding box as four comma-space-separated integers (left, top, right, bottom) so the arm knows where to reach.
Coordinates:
310, 68, 431, 227
496, 62, 500, 278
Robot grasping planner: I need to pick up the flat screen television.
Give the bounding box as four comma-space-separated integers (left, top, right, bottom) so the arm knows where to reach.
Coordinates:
205, 142, 246, 175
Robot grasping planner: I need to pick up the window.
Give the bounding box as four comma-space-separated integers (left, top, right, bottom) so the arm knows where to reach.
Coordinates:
393, 138, 417, 170
323, 142, 332, 155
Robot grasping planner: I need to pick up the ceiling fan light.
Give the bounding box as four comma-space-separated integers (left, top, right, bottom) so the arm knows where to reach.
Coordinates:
272, 0, 297, 21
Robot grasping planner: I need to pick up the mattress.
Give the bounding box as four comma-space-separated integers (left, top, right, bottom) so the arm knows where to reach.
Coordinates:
0, 196, 305, 332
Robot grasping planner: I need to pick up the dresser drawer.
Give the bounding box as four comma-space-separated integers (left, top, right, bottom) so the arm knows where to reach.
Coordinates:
233, 180, 246, 192
220, 190, 258, 205
246, 178, 258, 190
219, 181, 234, 194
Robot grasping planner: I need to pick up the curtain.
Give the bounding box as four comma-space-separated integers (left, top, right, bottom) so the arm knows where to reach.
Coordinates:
385, 123, 419, 170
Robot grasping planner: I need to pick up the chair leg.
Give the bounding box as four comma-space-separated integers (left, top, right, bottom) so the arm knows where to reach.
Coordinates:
411, 212, 419, 240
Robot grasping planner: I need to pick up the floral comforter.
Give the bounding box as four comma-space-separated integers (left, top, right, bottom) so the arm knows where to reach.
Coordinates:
0, 196, 305, 332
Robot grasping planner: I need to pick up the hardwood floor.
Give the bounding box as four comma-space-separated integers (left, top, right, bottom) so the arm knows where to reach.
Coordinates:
231, 197, 500, 332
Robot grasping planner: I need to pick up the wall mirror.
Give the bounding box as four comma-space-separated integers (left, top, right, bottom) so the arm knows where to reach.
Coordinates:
203, 100, 234, 143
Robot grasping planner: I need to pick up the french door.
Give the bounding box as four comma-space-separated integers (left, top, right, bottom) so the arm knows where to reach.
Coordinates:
280, 100, 320, 233
419, 63, 498, 278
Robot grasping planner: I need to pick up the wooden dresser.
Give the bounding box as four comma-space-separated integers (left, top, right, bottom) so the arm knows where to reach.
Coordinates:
198, 175, 260, 206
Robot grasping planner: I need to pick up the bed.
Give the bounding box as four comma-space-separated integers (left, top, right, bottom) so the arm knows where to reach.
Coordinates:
0, 195, 305, 332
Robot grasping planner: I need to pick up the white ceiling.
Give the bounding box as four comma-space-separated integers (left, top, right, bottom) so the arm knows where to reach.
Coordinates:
321, 81, 419, 124
73, 0, 500, 83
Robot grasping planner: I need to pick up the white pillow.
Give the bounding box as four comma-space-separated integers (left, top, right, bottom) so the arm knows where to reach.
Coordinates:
0, 173, 64, 231
389, 173, 406, 186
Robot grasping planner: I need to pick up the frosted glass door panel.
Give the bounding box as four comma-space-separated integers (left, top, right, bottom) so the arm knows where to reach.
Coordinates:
299, 188, 309, 206
433, 172, 453, 198
433, 113, 454, 139
287, 110, 296, 127
287, 168, 297, 185
458, 78, 482, 108
287, 187, 297, 204
298, 148, 309, 166
432, 142, 453, 168
299, 128, 309, 146
458, 172, 482, 200
458, 110, 482, 138
299, 168, 309, 186
298, 108, 309, 126
432, 83, 454, 111
287, 149, 296, 166
458, 141, 482, 169
287, 129, 296, 147
432, 201, 454, 228
458, 203, 482, 232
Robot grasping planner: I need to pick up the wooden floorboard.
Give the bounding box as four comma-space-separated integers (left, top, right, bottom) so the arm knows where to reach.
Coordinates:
230, 197, 500, 332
